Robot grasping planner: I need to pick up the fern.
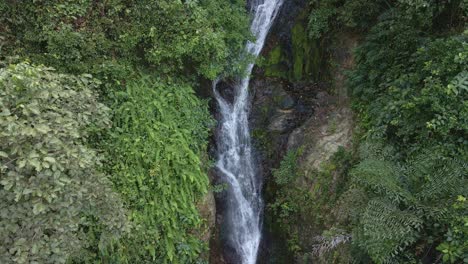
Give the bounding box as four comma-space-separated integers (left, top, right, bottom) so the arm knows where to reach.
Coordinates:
344, 141, 467, 262
350, 159, 411, 204
355, 198, 423, 263
311, 229, 352, 257
446, 71, 468, 95
96, 77, 214, 263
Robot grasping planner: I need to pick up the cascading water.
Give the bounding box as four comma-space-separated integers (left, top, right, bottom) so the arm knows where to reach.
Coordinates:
213, 1, 283, 263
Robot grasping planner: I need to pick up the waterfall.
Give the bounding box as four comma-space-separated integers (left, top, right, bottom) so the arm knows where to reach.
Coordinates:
213, 1, 283, 263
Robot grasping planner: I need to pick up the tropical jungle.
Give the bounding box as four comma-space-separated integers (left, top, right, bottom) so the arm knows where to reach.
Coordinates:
0, 0, 466, 263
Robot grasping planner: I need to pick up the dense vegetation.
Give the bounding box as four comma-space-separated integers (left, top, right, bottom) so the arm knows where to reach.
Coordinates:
0, 63, 126, 264
270, 0, 467, 263
344, 1, 467, 262
0, 0, 250, 80
92, 78, 214, 263
0, 1, 250, 263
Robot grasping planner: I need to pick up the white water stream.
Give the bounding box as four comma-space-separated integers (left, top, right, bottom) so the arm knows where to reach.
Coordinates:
213, 1, 283, 263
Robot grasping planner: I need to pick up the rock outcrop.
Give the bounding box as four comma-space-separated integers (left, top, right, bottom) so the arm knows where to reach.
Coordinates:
251, 32, 358, 263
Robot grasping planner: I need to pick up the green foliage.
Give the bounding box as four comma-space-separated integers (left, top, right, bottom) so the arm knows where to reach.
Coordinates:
308, 6, 337, 40
437, 195, 468, 263
350, 159, 410, 204
395, 0, 466, 27
273, 150, 301, 186
351, 28, 468, 155
96, 77, 214, 263
305, 2, 467, 262
349, 17, 425, 104
269, 148, 356, 259
0, 0, 250, 80
269, 150, 310, 253
338, 0, 386, 28
307, 0, 466, 39
342, 142, 467, 263
0, 63, 126, 264
307, 0, 387, 39
1, 1, 251, 262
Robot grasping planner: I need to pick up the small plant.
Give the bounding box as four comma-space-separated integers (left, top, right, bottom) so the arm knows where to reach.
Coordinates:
437, 196, 468, 263
272, 149, 302, 186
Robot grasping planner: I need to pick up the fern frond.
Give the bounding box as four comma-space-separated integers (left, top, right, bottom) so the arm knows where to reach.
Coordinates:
447, 70, 468, 95
351, 159, 411, 204
354, 198, 423, 263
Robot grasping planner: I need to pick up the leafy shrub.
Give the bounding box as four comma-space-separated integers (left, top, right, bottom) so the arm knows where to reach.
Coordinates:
269, 148, 357, 259
0, 0, 250, 80
269, 150, 308, 253
437, 195, 468, 263
307, 0, 466, 40
1, 1, 252, 261
307, 0, 388, 39
350, 18, 468, 155
308, 6, 337, 40
1, 0, 252, 262
0, 63, 126, 264
273, 150, 301, 186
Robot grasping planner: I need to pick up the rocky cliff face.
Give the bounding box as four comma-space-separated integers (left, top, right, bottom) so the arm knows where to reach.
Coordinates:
250, 13, 359, 262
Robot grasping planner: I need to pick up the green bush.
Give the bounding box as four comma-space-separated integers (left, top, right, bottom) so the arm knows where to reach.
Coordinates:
269, 150, 311, 254
342, 10, 467, 260
350, 24, 468, 155
0, 0, 250, 80
269, 148, 356, 259
307, 0, 466, 40
437, 195, 468, 263
0, 63, 126, 264
307, 0, 388, 39
273, 150, 301, 186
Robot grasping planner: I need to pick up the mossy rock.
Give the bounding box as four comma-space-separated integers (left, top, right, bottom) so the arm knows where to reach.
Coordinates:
264, 45, 288, 78
263, 9, 326, 82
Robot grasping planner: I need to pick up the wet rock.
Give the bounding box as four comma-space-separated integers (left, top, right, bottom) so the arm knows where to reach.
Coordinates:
215, 80, 236, 105
197, 190, 216, 261
250, 78, 299, 134
288, 107, 354, 169
279, 94, 295, 110
268, 110, 296, 132
258, 33, 359, 264
271, 0, 308, 44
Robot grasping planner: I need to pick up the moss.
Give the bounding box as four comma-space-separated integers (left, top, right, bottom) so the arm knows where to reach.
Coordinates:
252, 128, 269, 147
292, 23, 307, 80
264, 45, 288, 78
268, 45, 282, 65
291, 21, 325, 82
308, 41, 323, 80
263, 8, 327, 82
